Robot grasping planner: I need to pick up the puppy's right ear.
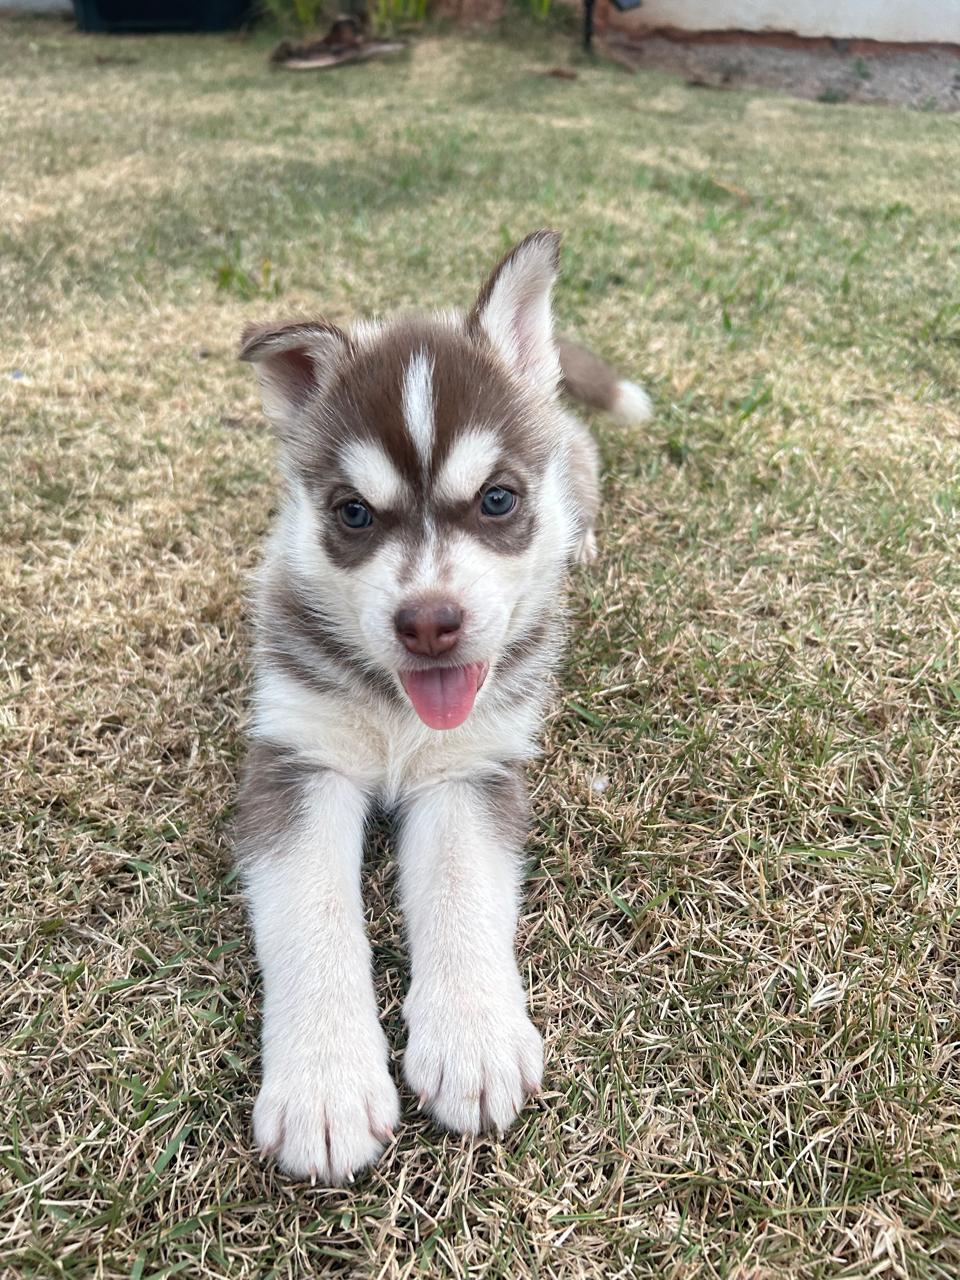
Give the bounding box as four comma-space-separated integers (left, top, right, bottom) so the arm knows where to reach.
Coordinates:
238, 320, 350, 432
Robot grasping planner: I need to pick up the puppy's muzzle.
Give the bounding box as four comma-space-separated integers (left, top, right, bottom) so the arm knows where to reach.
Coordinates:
394, 600, 462, 658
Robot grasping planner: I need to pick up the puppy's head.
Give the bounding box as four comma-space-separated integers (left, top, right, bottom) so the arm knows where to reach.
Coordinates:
241, 230, 580, 730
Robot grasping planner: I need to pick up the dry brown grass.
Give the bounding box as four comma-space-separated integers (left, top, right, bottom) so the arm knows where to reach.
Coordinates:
2, 14, 959, 1279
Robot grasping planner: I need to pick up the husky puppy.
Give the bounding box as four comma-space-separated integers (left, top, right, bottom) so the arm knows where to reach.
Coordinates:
235, 230, 651, 1183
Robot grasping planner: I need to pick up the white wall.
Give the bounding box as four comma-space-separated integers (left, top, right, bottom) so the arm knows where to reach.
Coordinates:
625, 0, 960, 44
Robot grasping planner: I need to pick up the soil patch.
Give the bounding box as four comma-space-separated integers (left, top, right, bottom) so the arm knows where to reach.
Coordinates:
604, 31, 960, 111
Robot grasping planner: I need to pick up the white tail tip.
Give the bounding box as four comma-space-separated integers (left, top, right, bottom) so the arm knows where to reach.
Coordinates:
611, 380, 653, 426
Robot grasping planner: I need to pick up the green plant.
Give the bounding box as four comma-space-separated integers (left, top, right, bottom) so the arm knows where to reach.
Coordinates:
374, 0, 427, 32
259, 0, 329, 33
213, 237, 282, 300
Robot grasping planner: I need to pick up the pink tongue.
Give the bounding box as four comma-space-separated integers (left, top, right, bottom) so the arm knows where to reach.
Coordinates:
400, 664, 484, 730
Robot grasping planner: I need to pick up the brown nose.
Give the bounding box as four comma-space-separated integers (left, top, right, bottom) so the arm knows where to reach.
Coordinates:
394, 600, 463, 657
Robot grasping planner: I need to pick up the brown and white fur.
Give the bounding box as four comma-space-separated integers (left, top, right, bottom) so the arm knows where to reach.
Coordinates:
234, 230, 651, 1183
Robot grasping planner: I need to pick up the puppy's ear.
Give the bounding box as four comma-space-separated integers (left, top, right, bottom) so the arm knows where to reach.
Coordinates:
238, 319, 350, 431
468, 229, 561, 398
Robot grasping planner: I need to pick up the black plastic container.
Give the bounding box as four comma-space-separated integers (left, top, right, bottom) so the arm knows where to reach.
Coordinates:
73, 0, 251, 32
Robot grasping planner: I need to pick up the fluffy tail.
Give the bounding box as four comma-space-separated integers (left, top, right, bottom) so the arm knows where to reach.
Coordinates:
557, 338, 652, 426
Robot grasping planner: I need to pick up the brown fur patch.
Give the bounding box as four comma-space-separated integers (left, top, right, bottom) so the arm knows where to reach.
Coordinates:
473, 766, 530, 848
433, 471, 538, 557
263, 645, 343, 698
238, 318, 348, 363
238, 319, 351, 416
233, 740, 328, 859
321, 319, 535, 487
291, 316, 550, 567
263, 578, 404, 706
556, 338, 619, 414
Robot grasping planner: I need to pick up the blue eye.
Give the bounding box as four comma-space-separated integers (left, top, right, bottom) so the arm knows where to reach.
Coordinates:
480, 486, 517, 517
339, 500, 374, 529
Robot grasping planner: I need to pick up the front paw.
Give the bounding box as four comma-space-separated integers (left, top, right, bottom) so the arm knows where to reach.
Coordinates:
254, 1038, 400, 1184
404, 987, 543, 1136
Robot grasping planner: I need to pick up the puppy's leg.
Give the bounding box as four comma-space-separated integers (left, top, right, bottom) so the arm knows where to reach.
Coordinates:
398, 772, 543, 1134
238, 747, 399, 1183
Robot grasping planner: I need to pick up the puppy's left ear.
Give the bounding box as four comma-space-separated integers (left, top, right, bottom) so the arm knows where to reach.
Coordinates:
238, 319, 350, 433
468, 229, 561, 398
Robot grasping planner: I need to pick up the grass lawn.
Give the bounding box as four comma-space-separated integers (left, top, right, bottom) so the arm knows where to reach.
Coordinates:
3, 13, 960, 1278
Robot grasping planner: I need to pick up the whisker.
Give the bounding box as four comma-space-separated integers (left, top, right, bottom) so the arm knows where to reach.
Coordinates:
462, 563, 499, 594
